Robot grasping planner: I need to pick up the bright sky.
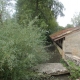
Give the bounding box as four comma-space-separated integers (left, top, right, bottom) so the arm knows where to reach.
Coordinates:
57, 0, 80, 27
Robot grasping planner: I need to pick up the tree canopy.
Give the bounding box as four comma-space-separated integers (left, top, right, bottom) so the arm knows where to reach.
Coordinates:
65, 24, 74, 28
0, 0, 16, 24
16, 0, 64, 33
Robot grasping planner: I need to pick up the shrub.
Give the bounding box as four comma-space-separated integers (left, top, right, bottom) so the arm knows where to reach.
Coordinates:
0, 19, 49, 80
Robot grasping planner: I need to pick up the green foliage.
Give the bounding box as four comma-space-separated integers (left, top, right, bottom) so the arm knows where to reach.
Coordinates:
65, 24, 74, 28
0, 0, 13, 23
0, 19, 49, 80
0, 0, 65, 79
67, 60, 80, 80
16, 0, 64, 32
54, 26, 64, 32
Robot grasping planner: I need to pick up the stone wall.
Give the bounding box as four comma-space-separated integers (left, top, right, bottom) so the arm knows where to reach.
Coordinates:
65, 54, 80, 67
63, 30, 80, 57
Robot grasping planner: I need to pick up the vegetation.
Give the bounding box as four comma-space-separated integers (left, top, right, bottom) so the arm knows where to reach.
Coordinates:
16, 0, 64, 33
0, 0, 65, 80
0, 0, 14, 24
0, 19, 50, 80
65, 24, 74, 28
65, 60, 80, 80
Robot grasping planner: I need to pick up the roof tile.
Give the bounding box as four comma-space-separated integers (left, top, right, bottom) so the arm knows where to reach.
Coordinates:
50, 27, 80, 40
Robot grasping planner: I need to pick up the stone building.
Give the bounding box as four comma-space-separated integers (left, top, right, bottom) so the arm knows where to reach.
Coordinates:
50, 27, 80, 60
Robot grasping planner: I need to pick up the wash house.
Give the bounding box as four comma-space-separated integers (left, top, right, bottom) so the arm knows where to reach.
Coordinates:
50, 27, 80, 60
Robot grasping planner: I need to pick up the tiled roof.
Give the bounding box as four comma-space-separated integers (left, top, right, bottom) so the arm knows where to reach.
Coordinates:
50, 27, 80, 41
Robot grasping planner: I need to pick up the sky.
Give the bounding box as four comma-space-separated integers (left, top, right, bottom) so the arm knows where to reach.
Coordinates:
57, 0, 80, 27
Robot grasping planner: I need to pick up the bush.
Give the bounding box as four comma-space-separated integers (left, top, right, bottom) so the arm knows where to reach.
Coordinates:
0, 19, 49, 80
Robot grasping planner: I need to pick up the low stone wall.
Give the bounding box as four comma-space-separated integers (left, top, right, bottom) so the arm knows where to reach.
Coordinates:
65, 53, 80, 66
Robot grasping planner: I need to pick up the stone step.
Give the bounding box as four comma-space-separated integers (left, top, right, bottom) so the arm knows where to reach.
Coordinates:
34, 63, 69, 76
